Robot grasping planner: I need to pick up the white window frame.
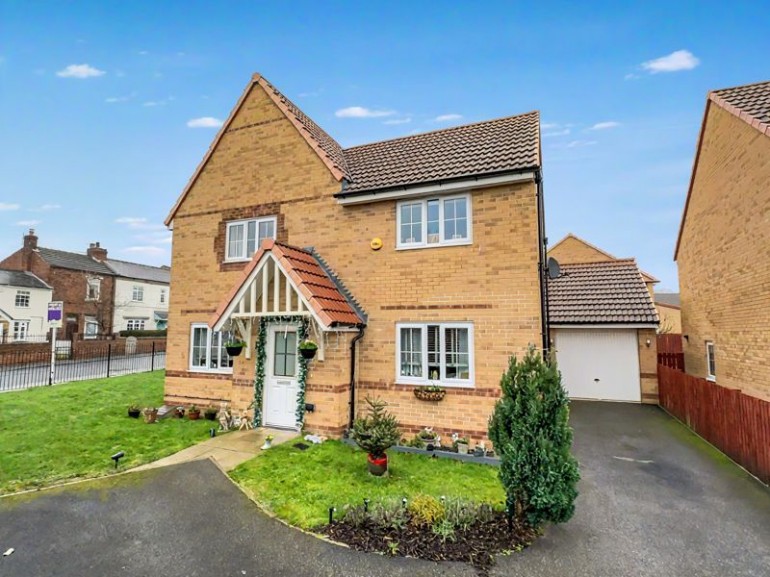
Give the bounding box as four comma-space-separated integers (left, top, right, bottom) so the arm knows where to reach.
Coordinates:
395, 322, 474, 387
126, 318, 146, 331
86, 278, 101, 301
396, 193, 472, 250
160, 289, 167, 304
706, 341, 716, 381
188, 322, 233, 374
12, 320, 29, 342
225, 216, 278, 262
84, 317, 99, 339
14, 290, 30, 308
132, 285, 144, 302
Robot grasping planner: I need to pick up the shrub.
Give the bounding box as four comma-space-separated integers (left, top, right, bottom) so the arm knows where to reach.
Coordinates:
407, 494, 445, 526
488, 346, 580, 527
431, 519, 456, 543
444, 498, 478, 532
351, 397, 400, 458
118, 329, 167, 338
341, 503, 369, 528
370, 499, 408, 530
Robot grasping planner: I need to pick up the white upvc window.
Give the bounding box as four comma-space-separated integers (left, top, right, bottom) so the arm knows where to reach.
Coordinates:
84, 316, 99, 339
160, 289, 167, 304
126, 319, 146, 331
225, 216, 277, 261
706, 341, 716, 381
132, 285, 144, 302
396, 194, 472, 249
14, 290, 30, 308
12, 320, 29, 342
189, 323, 234, 373
395, 322, 474, 386
86, 278, 101, 301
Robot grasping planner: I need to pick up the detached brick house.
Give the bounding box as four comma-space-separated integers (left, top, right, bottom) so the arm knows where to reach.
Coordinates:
163, 73, 548, 440
676, 80, 770, 402
0, 230, 170, 339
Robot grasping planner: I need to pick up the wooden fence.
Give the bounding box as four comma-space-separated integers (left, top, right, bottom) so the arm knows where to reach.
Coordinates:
657, 334, 684, 370
658, 364, 770, 485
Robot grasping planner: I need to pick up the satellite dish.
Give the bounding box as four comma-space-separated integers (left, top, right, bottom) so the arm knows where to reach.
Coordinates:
547, 257, 561, 279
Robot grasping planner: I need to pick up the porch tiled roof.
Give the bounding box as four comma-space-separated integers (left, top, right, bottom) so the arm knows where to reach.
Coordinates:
210, 240, 364, 329
547, 259, 658, 325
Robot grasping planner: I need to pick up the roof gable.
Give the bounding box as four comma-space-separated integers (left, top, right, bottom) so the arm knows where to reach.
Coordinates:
548, 234, 659, 283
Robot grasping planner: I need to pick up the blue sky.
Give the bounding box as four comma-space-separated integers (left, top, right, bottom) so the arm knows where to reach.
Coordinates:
1, 1, 767, 289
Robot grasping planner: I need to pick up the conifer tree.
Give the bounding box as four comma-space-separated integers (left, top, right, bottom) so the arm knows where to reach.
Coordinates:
488, 346, 580, 527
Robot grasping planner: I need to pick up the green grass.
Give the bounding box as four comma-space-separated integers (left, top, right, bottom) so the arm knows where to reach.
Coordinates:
0, 371, 214, 495
230, 440, 505, 528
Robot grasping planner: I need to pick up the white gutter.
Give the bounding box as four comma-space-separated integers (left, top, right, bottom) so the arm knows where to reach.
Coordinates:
336, 171, 536, 205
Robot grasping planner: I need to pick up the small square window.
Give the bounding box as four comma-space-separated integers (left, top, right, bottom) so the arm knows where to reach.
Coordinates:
132, 286, 144, 302
86, 279, 101, 301
14, 290, 30, 308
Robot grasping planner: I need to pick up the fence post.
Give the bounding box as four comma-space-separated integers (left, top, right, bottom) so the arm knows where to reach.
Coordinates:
106, 343, 112, 378
151, 341, 155, 372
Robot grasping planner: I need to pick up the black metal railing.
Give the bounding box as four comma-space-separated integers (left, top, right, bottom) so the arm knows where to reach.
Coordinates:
0, 340, 166, 392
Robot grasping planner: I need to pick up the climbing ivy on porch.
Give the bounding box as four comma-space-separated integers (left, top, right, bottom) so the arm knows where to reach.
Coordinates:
253, 316, 309, 428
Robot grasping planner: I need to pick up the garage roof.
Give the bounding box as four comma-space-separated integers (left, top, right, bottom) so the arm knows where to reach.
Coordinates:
548, 259, 659, 325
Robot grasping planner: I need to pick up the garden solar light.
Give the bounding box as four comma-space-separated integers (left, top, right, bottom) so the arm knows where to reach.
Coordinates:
328, 507, 336, 525
402, 497, 407, 508
111, 451, 125, 469
363, 498, 370, 512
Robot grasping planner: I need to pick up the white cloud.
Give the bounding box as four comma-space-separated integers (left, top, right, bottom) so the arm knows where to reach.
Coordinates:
589, 121, 621, 131
541, 122, 560, 130
0, 203, 20, 211
433, 114, 463, 122
16, 220, 40, 226
56, 63, 105, 78
106, 93, 135, 104
30, 203, 61, 212
122, 246, 165, 256
566, 140, 597, 148
383, 118, 412, 125
116, 217, 165, 230
186, 117, 224, 128
543, 129, 571, 137
335, 106, 395, 118
641, 50, 700, 74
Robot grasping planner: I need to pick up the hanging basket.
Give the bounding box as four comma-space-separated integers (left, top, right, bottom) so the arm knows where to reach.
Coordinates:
413, 388, 446, 402
226, 345, 244, 357
300, 347, 317, 360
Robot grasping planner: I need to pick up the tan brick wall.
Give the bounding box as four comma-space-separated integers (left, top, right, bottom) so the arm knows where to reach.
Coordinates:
637, 328, 658, 403
547, 237, 613, 264
655, 304, 681, 334
165, 81, 543, 436
678, 104, 770, 402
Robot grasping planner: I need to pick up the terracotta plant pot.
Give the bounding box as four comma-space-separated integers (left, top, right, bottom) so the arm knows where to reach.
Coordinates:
367, 453, 388, 476
128, 408, 141, 419
226, 346, 244, 357
300, 347, 317, 360
188, 410, 201, 421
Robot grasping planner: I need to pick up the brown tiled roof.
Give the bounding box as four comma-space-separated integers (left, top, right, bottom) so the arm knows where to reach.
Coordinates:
341, 112, 540, 193
547, 259, 658, 325
711, 80, 770, 133
210, 240, 363, 329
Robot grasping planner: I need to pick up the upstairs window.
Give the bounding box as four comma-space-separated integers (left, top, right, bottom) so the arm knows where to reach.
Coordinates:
397, 194, 471, 249
396, 322, 474, 386
132, 285, 144, 302
226, 216, 277, 261
15, 290, 30, 308
706, 341, 716, 381
160, 289, 167, 304
86, 278, 101, 301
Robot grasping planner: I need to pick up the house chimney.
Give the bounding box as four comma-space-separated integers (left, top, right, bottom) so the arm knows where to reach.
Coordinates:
23, 229, 38, 250
87, 241, 108, 262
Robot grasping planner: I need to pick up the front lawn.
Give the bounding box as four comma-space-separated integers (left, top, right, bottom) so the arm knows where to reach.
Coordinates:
230, 440, 505, 528
0, 371, 213, 495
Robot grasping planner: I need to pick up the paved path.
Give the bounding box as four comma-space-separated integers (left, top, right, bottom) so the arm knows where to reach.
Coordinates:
1, 402, 768, 577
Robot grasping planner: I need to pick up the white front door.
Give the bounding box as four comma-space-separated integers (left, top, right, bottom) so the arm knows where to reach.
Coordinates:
264, 325, 300, 428
554, 328, 642, 402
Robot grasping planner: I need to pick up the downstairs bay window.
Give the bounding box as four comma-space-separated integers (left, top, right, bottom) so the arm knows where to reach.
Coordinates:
396, 322, 474, 386
189, 323, 234, 373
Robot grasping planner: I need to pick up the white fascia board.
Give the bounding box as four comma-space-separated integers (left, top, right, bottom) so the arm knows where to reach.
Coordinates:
549, 324, 658, 329
336, 171, 535, 205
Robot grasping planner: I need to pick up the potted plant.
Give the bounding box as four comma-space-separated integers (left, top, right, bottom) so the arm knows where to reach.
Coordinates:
451, 433, 469, 454
417, 427, 440, 449
299, 339, 318, 360
173, 406, 185, 418
225, 340, 246, 357
204, 406, 218, 421
188, 405, 201, 420
351, 397, 400, 476
261, 434, 275, 450
143, 406, 158, 424
473, 441, 486, 457
413, 384, 446, 401
127, 403, 141, 419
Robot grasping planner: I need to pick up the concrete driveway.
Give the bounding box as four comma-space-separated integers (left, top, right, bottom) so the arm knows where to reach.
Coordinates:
1, 402, 768, 577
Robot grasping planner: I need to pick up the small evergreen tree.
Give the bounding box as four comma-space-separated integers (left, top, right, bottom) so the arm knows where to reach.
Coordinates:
488, 346, 579, 527
351, 397, 400, 458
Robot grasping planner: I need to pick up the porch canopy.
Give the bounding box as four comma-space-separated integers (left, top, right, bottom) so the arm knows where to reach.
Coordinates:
209, 240, 363, 358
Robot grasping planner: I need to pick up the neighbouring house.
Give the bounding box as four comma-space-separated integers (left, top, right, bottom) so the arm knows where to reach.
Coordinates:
675, 80, 770, 402
546, 235, 659, 403
0, 269, 53, 342
0, 230, 170, 339
163, 73, 547, 441
654, 292, 681, 334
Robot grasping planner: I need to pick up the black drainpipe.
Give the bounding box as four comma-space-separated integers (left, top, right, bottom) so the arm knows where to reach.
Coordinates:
535, 168, 550, 353
348, 324, 366, 430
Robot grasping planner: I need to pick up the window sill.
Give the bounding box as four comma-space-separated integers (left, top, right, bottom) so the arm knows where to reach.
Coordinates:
224, 257, 251, 264
706, 375, 716, 382
395, 240, 472, 251
395, 380, 474, 389
188, 368, 234, 375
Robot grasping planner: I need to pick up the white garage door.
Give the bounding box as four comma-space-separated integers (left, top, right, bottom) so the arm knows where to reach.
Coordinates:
554, 329, 641, 402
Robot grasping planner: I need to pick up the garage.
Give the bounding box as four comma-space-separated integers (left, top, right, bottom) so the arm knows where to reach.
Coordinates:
547, 259, 659, 403
553, 328, 641, 401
